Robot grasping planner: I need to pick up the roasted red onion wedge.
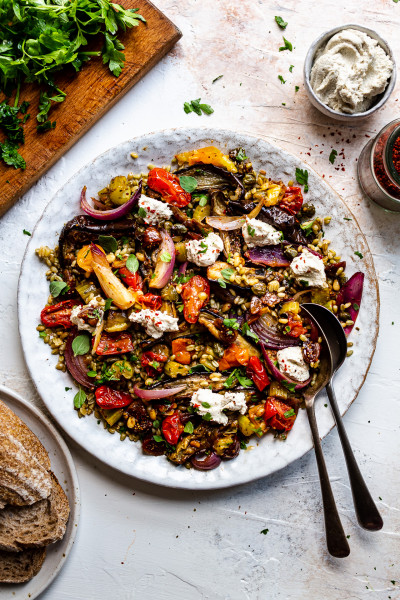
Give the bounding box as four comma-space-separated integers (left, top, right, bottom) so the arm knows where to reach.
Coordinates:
133, 385, 186, 402
251, 312, 300, 350
246, 246, 290, 267
335, 272, 364, 335
149, 230, 176, 289
64, 330, 95, 390
81, 180, 142, 221
191, 451, 222, 471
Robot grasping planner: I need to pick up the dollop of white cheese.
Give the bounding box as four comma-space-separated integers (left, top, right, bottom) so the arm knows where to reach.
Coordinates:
129, 309, 179, 339
276, 347, 310, 382
190, 389, 247, 425
310, 28, 393, 114
185, 232, 223, 267
138, 194, 173, 226
290, 248, 327, 288
242, 217, 282, 248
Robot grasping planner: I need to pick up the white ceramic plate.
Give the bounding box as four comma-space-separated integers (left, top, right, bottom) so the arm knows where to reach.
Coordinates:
0, 385, 80, 600
18, 128, 379, 490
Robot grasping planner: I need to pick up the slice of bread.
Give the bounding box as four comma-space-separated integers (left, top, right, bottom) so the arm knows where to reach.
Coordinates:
0, 399, 51, 470
0, 432, 53, 507
0, 547, 46, 583
0, 471, 70, 552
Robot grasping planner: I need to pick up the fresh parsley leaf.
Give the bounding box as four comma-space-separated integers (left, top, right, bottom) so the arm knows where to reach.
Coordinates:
242, 322, 259, 343
295, 85, 300, 92
289, 65, 294, 73
102, 32, 126, 77
278, 75, 286, 84
247, 224, 256, 236
202, 412, 212, 421
236, 148, 248, 162
39, 331, 46, 338
179, 175, 197, 193
65, 387, 72, 391
183, 98, 214, 116
184, 421, 194, 434
275, 16, 288, 29
283, 408, 295, 418
240, 440, 247, 450
235, 370, 253, 388
260, 528, 269, 534
37, 90, 65, 124
23, 229, 31, 236
300, 220, 314, 237
0, 139, 26, 169
160, 251, 172, 262
153, 435, 164, 443
217, 278, 227, 288
212, 75, 224, 83
36, 120, 56, 133
138, 206, 147, 219
201, 401, 211, 408
354, 251, 363, 259
189, 364, 211, 373
49, 280, 68, 298
125, 254, 139, 273
329, 149, 338, 164
74, 388, 86, 409
72, 335, 90, 357
279, 37, 293, 52
98, 235, 118, 254
281, 381, 296, 392
353, 303, 360, 311
104, 298, 112, 311
221, 267, 235, 280
199, 242, 208, 254
295, 167, 309, 192
223, 318, 240, 330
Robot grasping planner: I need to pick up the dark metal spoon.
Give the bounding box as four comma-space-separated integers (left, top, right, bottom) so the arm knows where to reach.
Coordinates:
301, 335, 350, 557
302, 303, 383, 532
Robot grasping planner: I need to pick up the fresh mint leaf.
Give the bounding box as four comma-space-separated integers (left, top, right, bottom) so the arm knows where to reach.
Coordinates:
104, 298, 112, 311
236, 148, 248, 162
74, 388, 86, 409
72, 335, 90, 357
179, 175, 197, 193
221, 267, 235, 280
217, 278, 227, 288
183, 98, 214, 116
223, 318, 240, 330
98, 235, 118, 254
275, 16, 288, 29
242, 322, 259, 343
138, 206, 147, 219
184, 421, 194, 433
289, 65, 294, 72
49, 280, 69, 298
126, 254, 139, 273
160, 252, 172, 262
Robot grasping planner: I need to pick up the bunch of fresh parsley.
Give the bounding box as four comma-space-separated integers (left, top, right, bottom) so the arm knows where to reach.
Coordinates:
0, 0, 145, 169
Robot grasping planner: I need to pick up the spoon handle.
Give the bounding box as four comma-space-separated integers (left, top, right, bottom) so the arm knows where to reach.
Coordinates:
326, 381, 383, 531
305, 401, 350, 558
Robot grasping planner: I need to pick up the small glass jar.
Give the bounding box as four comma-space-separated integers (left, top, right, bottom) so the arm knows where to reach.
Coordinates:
358, 118, 400, 212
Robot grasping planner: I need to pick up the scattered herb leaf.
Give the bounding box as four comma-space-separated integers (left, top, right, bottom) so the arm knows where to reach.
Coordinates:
275, 16, 288, 29
126, 254, 139, 273
49, 280, 68, 298
179, 175, 198, 193
295, 167, 309, 192
279, 37, 293, 52
329, 149, 338, 164
74, 388, 86, 409
98, 235, 118, 254
72, 335, 90, 357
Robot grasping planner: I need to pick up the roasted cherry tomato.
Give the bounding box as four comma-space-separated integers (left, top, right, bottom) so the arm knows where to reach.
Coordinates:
40, 299, 80, 329
161, 412, 184, 445
171, 338, 193, 365
246, 356, 270, 391
95, 385, 132, 409
285, 313, 307, 338
140, 293, 162, 310
95, 332, 133, 355
218, 344, 250, 371
118, 267, 143, 290
264, 398, 296, 431
181, 275, 210, 324
141, 351, 168, 376
147, 168, 191, 207
279, 186, 303, 215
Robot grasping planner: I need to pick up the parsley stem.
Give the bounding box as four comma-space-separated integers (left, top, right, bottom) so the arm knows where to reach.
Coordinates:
14, 80, 21, 108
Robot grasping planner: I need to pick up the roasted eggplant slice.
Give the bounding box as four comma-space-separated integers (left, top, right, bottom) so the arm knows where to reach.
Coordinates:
170, 205, 212, 236
210, 190, 228, 216
198, 309, 261, 358
221, 230, 242, 260
174, 163, 245, 201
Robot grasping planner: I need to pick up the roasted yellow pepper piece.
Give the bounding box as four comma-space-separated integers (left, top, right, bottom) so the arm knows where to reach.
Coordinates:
175, 146, 238, 173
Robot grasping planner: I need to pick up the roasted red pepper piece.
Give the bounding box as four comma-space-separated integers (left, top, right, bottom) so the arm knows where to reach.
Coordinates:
279, 186, 303, 215
147, 167, 191, 207
162, 412, 184, 445
141, 351, 168, 376
118, 267, 143, 290
264, 398, 296, 431
218, 344, 249, 371
95, 332, 133, 355
140, 293, 162, 311
285, 313, 307, 338
181, 275, 210, 323
246, 356, 270, 391
95, 385, 132, 409
40, 299, 80, 329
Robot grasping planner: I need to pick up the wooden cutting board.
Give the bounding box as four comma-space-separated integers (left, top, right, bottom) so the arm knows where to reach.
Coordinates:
0, 0, 181, 217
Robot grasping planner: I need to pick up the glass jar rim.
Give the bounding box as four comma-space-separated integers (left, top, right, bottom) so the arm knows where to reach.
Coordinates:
385, 124, 400, 187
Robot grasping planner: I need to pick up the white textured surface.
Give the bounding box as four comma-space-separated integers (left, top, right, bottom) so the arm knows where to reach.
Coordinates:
0, 0, 400, 597
18, 128, 378, 489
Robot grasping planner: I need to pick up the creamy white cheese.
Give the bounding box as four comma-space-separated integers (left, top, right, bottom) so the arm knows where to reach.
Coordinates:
70, 298, 104, 332
310, 29, 393, 114
276, 347, 310, 383
290, 249, 327, 288
129, 309, 179, 339
190, 389, 247, 425
138, 194, 173, 225
185, 232, 223, 267
242, 217, 282, 248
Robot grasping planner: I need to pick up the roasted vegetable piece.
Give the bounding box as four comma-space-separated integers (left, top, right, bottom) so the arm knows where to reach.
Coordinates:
238, 415, 255, 437
41, 299, 80, 328
147, 168, 191, 207
164, 361, 190, 378
126, 400, 152, 435
175, 147, 238, 173
248, 404, 268, 437
264, 398, 296, 431
141, 351, 168, 376
109, 360, 134, 379
302, 341, 321, 364
162, 412, 184, 445
181, 275, 210, 323
95, 386, 132, 409
119, 268, 143, 290
284, 313, 307, 338
91, 243, 137, 310
76, 280, 101, 303
171, 338, 193, 365
219, 344, 250, 371
102, 408, 124, 426
77, 244, 103, 273
139, 293, 162, 311
246, 356, 270, 391
142, 226, 162, 249
95, 332, 133, 355
168, 423, 211, 464
104, 311, 130, 332
142, 434, 166, 455
279, 186, 303, 215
